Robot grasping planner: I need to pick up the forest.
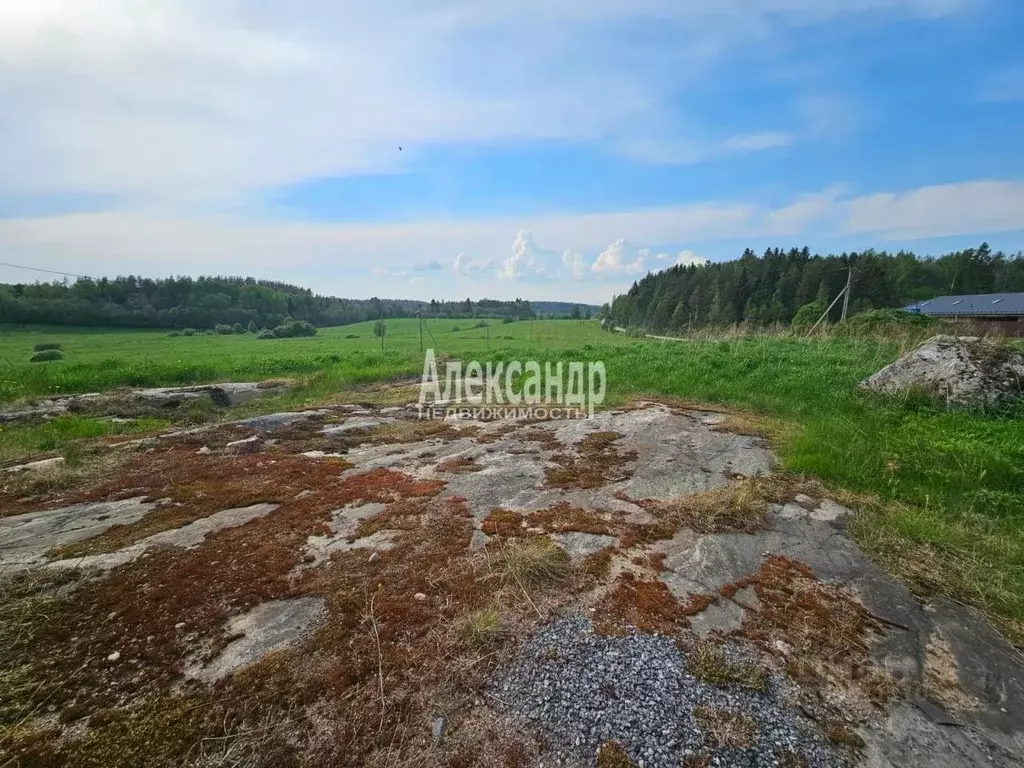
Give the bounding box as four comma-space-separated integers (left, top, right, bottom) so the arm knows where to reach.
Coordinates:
603, 243, 1024, 332
0, 275, 536, 330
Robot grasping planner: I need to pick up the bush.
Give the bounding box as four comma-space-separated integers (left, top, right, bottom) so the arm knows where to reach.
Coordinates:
247, 320, 259, 334
372, 320, 386, 338
30, 349, 64, 363
345, 333, 359, 339
790, 300, 826, 329
167, 330, 182, 337
271, 320, 317, 338
256, 329, 276, 339
182, 328, 196, 337
214, 324, 234, 335
502, 317, 514, 324
451, 325, 461, 332
475, 320, 488, 328
232, 322, 245, 334
835, 308, 940, 336
33, 342, 61, 352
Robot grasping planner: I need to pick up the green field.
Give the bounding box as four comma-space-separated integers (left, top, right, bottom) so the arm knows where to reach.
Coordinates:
2, 319, 1023, 641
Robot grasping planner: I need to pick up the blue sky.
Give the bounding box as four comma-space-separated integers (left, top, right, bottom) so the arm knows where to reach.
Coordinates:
0, 0, 1023, 304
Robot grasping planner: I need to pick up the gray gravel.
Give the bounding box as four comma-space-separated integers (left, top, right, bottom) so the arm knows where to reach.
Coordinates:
493, 616, 844, 768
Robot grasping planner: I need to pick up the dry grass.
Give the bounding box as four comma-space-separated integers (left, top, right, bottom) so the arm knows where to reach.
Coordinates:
596, 740, 638, 767
687, 643, 767, 691
437, 456, 483, 474
693, 706, 758, 749
0, 449, 131, 516
500, 538, 571, 589
526, 502, 614, 535
822, 721, 865, 749
457, 605, 503, 646
616, 474, 826, 549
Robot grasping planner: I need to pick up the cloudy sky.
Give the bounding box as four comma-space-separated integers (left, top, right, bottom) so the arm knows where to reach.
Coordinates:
1, 1, 1023, 304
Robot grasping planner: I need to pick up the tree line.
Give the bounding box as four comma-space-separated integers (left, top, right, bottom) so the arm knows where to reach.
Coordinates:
0, 275, 537, 330
602, 243, 1024, 332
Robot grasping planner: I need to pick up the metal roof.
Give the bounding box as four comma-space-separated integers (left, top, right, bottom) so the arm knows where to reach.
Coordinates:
905, 293, 1024, 317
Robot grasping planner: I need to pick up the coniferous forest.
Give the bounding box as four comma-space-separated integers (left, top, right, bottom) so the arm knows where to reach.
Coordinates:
604, 243, 1024, 332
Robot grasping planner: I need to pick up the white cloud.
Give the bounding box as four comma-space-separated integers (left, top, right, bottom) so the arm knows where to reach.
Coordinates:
452, 253, 495, 278
592, 240, 649, 275
674, 249, 709, 267
720, 132, 796, 153
502, 230, 562, 280
842, 180, 1024, 239
563, 250, 586, 280
0, 0, 967, 204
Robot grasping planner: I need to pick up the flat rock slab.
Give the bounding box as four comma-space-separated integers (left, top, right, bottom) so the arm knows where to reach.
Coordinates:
190, 597, 326, 681
233, 411, 326, 431
47, 503, 281, 572
0, 383, 290, 424
341, 404, 775, 523
0, 497, 157, 570
655, 497, 1024, 765
321, 418, 386, 436
551, 531, 617, 558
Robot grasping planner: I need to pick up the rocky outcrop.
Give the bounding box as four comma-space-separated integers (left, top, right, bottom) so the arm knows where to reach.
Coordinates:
861, 335, 1024, 407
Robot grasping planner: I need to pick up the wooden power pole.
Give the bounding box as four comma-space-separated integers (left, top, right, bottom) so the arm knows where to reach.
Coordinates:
840, 267, 852, 323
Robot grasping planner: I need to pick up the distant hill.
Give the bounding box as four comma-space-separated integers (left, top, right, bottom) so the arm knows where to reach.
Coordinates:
0, 274, 598, 330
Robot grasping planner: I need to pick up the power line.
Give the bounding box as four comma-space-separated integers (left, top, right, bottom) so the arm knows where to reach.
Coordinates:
0, 261, 91, 279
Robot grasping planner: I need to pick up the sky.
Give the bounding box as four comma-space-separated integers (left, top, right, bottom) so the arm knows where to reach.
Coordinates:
1, 1, 1023, 305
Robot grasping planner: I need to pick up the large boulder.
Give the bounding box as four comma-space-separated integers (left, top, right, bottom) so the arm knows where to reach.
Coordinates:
861, 335, 1024, 407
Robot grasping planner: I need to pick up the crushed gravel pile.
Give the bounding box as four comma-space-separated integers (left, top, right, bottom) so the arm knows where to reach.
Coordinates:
494, 615, 843, 768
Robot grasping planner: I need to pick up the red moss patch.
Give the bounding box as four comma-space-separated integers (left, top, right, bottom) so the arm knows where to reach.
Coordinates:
545, 431, 636, 490
482, 508, 526, 537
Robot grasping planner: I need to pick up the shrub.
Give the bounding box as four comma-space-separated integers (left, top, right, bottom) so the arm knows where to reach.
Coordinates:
182, 328, 196, 337
835, 308, 940, 336
256, 329, 276, 339
33, 342, 61, 352
214, 324, 234, 335
30, 349, 64, 363
451, 325, 461, 332
475, 320, 488, 328
232, 322, 245, 334
345, 333, 359, 339
502, 316, 514, 324
247, 320, 259, 334
271, 320, 317, 338
167, 330, 182, 337
790, 300, 827, 329
372, 320, 386, 338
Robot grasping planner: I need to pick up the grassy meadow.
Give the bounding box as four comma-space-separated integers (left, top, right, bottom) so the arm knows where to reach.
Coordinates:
1, 318, 1023, 641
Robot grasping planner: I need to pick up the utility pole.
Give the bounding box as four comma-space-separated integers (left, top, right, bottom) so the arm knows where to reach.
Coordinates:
418, 309, 423, 354
840, 267, 852, 323
486, 321, 490, 350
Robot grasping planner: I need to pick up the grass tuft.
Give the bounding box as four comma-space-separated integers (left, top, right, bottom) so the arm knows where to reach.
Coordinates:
688, 643, 767, 691
500, 538, 570, 589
